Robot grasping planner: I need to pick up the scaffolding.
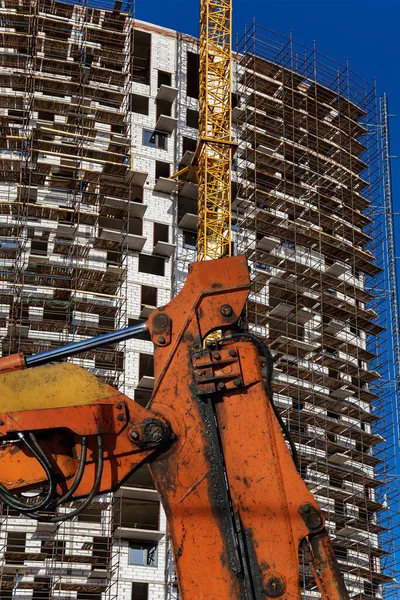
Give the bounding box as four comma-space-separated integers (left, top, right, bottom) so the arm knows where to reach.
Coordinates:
234, 23, 396, 600
0, 0, 138, 598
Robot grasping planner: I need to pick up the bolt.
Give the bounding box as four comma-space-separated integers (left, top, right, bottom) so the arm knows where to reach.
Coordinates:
117, 414, 125, 422
131, 431, 139, 440
265, 576, 285, 598
229, 349, 237, 357
0, 420, 4, 426
153, 313, 169, 330
234, 378, 242, 387
158, 336, 166, 344
147, 424, 165, 443
116, 403, 123, 410
217, 381, 225, 391
220, 304, 233, 317
300, 504, 322, 530
213, 351, 221, 360
307, 513, 322, 530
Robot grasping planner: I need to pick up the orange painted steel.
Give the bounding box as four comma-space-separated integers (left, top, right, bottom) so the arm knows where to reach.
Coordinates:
0, 256, 348, 600
147, 256, 348, 600
0, 363, 169, 497
0, 352, 25, 373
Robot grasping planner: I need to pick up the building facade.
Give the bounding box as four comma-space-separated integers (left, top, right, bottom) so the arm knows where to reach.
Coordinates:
0, 2, 394, 600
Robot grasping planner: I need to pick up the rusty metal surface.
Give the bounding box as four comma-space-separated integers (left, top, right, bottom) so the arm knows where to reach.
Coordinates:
0, 255, 349, 600
0, 352, 25, 373
309, 531, 350, 600
0, 362, 170, 497
146, 256, 348, 600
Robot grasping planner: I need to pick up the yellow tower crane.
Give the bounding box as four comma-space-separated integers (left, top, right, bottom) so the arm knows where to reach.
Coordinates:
170, 1, 234, 261
197, 0, 234, 261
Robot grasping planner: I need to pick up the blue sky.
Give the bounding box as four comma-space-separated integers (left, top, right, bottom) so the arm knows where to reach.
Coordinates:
137, 0, 400, 233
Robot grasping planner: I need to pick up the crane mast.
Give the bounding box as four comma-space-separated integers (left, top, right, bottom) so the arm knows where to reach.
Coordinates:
198, 0, 233, 261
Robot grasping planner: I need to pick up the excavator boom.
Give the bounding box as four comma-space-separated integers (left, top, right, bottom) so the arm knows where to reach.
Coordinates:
0, 256, 348, 600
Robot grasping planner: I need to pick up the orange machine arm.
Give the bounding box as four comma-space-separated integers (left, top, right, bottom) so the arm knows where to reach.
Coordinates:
0, 256, 348, 600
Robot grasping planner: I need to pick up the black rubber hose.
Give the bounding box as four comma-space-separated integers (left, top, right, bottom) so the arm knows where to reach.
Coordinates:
0, 432, 56, 512
221, 332, 299, 472
33, 434, 104, 523
55, 437, 88, 507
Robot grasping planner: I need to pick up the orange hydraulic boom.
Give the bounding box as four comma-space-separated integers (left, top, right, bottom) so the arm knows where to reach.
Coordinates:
0, 256, 348, 600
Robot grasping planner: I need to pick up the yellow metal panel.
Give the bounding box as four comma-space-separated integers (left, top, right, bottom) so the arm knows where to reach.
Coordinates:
198, 0, 233, 261
0, 362, 117, 413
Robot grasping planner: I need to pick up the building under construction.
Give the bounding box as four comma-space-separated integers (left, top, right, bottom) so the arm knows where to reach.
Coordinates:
0, 2, 397, 600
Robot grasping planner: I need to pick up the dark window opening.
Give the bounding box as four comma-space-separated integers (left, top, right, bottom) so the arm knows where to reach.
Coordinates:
43, 305, 69, 322
132, 30, 151, 85
130, 94, 149, 116
154, 222, 169, 245
32, 576, 51, 600
325, 347, 337, 356
31, 239, 48, 255
156, 99, 172, 119
38, 111, 54, 122
125, 465, 155, 489
178, 195, 197, 222
327, 410, 338, 420
111, 123, 124, 134
334, 499, 345, 516
5, 531, 26, 564
131, 185, 144, 203
99, 315, 115, 330
183, 230, 197, 250
186, 108, 199, 129
107, 250, 120, 267
187, 52, 199, 98
129, 217, 143, 236
77, 508, 102, 523
293, 396, 304, 412
158, 70, 172, 87
182, 136, 197, 155
128, 318, 146, 327
93, 536, 109, 568
119, 498, 159, 530
141, 285, 157, 308
143, 129, 167, 150
138, 253, 165, 276
364, 581, 373, 597
334, 547, 347, 560
139, 353, 154, 379
135, 388, 152, 408
155, 160, 170, 180
8, 109, 23, 118
0, 584, 12, 600
328, 368, 338, 380
48, 89, 66, 99
129, 542, 158, 567
232, 92, 240, 109
132, 582, 149, 600
298, 463, 307, 479
41, 539, 65, 559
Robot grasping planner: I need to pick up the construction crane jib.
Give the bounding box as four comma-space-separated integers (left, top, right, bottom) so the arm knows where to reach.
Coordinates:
198, 0, 235, 261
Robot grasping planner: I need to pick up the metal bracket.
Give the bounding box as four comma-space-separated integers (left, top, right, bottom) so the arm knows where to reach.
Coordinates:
151, 312, 172, 347
192, 347, 244, 395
